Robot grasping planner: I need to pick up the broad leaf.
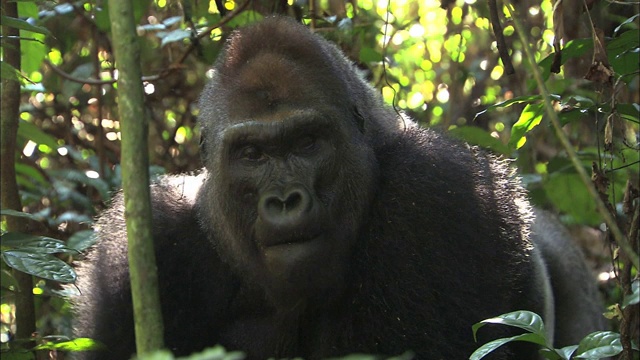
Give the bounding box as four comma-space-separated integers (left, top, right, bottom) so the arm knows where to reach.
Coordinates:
2, 250, 76, 283
574, 331, 622, 358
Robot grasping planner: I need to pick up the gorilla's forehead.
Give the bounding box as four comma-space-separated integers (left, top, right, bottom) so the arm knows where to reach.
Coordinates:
222, 52, 349, 120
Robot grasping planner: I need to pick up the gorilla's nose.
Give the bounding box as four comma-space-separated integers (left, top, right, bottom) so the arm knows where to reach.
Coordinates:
258, 185, 312, 229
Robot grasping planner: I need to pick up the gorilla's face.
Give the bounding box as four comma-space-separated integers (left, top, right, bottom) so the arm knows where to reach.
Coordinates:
200, 108, 377, 306
197, 29, 379, 306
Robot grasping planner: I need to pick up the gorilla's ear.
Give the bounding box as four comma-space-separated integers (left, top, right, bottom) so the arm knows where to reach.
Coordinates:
353, 106, 366, 134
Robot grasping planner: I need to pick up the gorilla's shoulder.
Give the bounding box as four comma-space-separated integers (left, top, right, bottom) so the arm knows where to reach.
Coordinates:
148, 172, 205, 218
374, 125, 492, 184
93, 172, 205, 244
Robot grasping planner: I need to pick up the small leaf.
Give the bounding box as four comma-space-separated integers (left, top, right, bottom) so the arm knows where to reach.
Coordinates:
1, 269, 19, 290
359, 47, 383, 63
162, 16, 183, 27
55, 211, 93, 225
622, 279, 639, 308
614, 14, 640, 35
2, 250, 76, 283
18, 119, 59, 149
474, 95, 543, 120
554, 345, 578, 359
616, 103, 640, 123
470, 333, 547, 360
33, 338, 105, 351
0, 15, 50, 35
159, 29, 191, 47
1, 61, 22, 81
448, 126, 510, 155
509, 103, 544, 149
539, 347, 565, 360
67, 230, 97, 252
472, 310, 547, 340
1, 232, 75, 254
0, 209, 43, 222
574, 331, 622, 358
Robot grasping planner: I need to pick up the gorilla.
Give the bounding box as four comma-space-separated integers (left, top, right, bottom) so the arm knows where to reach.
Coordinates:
72, 16, 606, 360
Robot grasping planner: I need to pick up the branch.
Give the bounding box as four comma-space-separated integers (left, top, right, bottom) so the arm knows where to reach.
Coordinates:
488, 0, 515, 75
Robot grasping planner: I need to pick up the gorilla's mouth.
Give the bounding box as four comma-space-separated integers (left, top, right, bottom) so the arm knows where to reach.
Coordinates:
260, 234, 327, 276
258, 232, 323, 248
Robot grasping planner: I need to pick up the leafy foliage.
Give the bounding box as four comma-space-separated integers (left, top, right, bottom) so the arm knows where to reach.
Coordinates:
471, 311, 624, 360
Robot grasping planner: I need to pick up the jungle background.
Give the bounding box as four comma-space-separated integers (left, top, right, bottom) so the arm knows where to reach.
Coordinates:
1, 0, 638, 358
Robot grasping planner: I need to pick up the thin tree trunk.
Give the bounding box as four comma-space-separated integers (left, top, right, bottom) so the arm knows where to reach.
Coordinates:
0, 0, 36, 345
108, 0, 165, 355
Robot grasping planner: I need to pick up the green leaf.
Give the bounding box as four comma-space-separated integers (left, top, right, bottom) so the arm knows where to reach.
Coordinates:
162, 16, 183, 27
574, 331, 623, 358
54, 211, 93, 225
1, 250, 76, 283
225, 10, 264, 28
536, 38, 591, 83
622, 279, 639, 308
472, 310, 547, 341
448, 126, 510, 155
66, 230, 97, 252
176, 345, 246, 360
1, 232, 75, 254
15, 163, 48, 190
0, 15, 50, 35
33, 338, 105, 351
1, 61, 22, 81
16, 2, 48, 76
614, 14, 640, 35
474, 95, 543, 119
0, 350, 35, 360
18, 119, 59, 149
544, 173, 601, 225
159, 29, 192, 47
0, 209, 43, 222
617, 103, 640, 123
607, 29, 640, 78
134, 345, 247, 360
509, 103, 544, 149
359, 47, 383, 63
557, 108, 589, 126
554, 345, 578, 359
470, 332, 547, 360
539, 347, 566, 360
49, 169, 110, 200
1, 269, 19, 290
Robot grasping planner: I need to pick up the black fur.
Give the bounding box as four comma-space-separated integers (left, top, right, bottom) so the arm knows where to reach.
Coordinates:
72, 17, 605, 360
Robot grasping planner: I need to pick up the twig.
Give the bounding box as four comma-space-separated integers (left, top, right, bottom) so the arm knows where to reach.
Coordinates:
488, 0, 515, 75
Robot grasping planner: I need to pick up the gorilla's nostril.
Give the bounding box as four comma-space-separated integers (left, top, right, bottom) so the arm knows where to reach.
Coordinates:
284, 191, 302, 211
265, 196, 285, 213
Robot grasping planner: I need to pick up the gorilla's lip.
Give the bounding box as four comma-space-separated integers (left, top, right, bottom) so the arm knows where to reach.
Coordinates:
258, 232, 323, 248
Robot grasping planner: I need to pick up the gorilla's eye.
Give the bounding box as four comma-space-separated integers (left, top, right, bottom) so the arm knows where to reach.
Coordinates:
240, 145, 265, 161
295, 135, 317, 153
